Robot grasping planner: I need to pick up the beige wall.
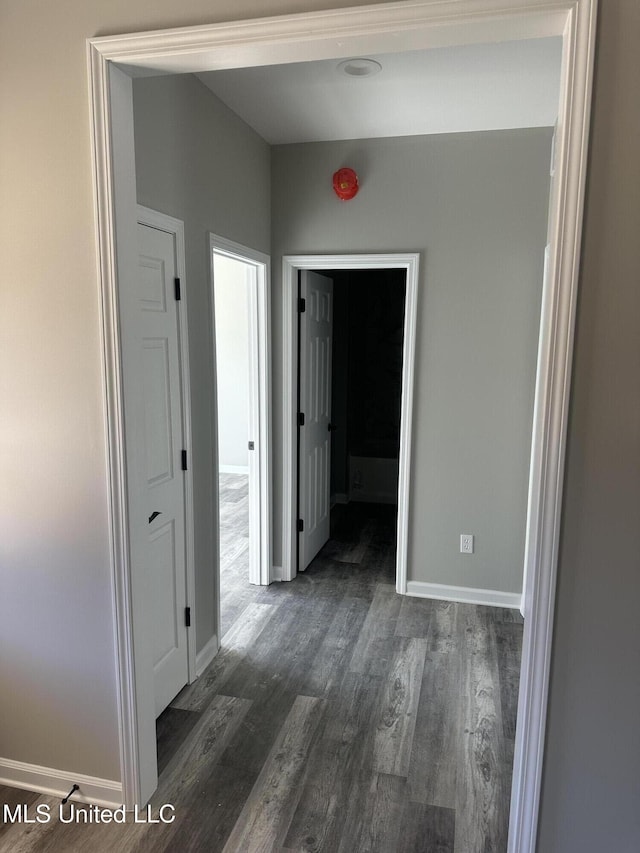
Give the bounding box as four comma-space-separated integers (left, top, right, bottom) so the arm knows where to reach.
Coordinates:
1, 1, 639, 848
272, 129, 551, 595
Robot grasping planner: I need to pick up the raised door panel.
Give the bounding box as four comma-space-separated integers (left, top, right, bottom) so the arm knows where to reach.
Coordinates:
142, 338, 174, 488
137, 222, 189, 718
299, 271, 333, 570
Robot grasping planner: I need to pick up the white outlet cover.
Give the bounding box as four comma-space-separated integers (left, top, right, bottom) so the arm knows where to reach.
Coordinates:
460, 534, 474, 554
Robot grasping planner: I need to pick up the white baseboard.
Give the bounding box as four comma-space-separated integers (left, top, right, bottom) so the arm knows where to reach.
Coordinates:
331, 493, 349, 508
271, 565, 284, 582
195, 633, 219, 677
406, 580, 522, 610
0, 757, 122, 807
219, 464, 249, 475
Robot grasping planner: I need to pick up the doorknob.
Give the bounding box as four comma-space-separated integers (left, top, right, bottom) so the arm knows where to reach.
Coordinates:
148, 511, 161, 524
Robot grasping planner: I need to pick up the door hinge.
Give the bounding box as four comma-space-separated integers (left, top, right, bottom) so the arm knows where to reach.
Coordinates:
181, 450, 188, 471
185, 606, 191, 627
297, 518, 304, 533
248, 441, 255, 451
298, 412, 305, 427
174, 277, 181, 301
298, 297, 306, 313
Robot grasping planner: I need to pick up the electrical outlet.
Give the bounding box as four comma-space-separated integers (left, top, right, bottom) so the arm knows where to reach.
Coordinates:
460, 534, 474, 554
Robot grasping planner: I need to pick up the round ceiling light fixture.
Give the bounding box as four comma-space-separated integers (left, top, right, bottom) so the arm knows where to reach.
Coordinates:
337, 58, 382, 78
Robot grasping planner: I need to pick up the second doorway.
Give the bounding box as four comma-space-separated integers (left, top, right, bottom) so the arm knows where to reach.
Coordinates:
296, 264, 413, 586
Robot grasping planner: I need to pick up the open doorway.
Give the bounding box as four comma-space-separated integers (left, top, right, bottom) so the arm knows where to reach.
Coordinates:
283, 253, 419, 590
210, 234, 272, 641
88, 5, 595, 848
213, 251, 255, 637
297, 267, 408, 583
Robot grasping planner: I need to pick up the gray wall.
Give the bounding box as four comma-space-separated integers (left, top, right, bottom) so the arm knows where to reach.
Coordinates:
272, 129, 551, 594
214, 254, 250, 471
133, 74, 270, 651
1, 0, 639, 847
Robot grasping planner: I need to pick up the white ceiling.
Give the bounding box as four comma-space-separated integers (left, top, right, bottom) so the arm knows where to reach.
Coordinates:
197, 37, 562, 145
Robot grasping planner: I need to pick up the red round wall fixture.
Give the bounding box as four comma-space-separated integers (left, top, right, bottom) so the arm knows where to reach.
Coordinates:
332, 167, 359, 200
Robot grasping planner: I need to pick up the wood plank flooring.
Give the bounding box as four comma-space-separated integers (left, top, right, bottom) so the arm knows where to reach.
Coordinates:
0, 479, 523, 852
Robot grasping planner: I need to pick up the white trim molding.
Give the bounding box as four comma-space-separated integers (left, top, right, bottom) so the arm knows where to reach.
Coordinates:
89, 58, 149, 808
195, 633, 219, 677
510, 4, 598, 850
282, 253, 419, 594
0, 758, 123, 809
88, 4, 597, 848
407, 581, 522, 610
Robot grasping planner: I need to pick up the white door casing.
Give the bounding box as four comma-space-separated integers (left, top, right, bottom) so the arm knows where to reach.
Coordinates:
137, 221, 190, 718
283, 254, 419, 592
298, 271, 333, 570
89, 3, 597, 844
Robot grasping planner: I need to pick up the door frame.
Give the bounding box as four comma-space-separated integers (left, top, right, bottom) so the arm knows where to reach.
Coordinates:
283, 254, 419, 591
209, 233, 272, 593
88, 1, 597, 848
137, 205, 197, 686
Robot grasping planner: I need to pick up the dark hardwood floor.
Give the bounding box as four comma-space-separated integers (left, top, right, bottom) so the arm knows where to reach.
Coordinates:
0, 478, 522, 852
218, 473, 252, 639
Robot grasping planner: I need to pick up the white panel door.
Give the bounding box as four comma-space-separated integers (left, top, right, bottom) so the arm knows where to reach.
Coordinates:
299, 271, 333, 570
137, 223, 189, 717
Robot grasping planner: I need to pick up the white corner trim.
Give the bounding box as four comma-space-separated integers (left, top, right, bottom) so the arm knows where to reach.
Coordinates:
0, 758, 123, 808
195, 633, 219, 677
89, 56, 144, 809
407, 580, 522, 610
219, 464, 250, 475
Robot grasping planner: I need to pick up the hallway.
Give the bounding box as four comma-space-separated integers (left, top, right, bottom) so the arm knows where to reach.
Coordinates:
0, 499, 521, 852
